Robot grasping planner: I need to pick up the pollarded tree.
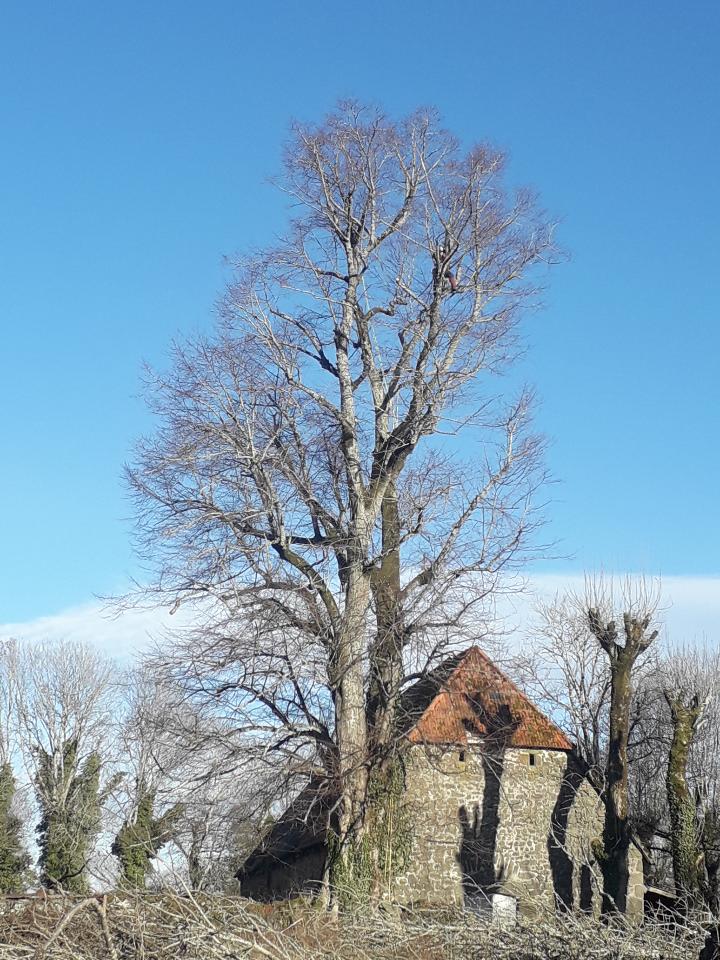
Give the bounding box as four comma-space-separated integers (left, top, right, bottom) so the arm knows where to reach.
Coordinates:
128, 102, 555, 895
586, 577, 660, 916
514, 594, 661, 802
658, 647, 720, 905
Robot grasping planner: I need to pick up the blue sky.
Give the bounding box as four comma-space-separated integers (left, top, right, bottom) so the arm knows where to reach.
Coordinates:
1, 1, 719, 628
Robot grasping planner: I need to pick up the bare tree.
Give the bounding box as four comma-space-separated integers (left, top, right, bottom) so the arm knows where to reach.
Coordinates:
0, 640, 18, 767
0, 640, 32, 891
515, 592, 660, 780
110, 671, 185, 888
515, 596, 611, 778
110, 672, 273, 892
585, 577, 661, 916
168, 783, 253, 892
127, 102, 555, 893
519, 579, 665, 913
13, 639, 118, 891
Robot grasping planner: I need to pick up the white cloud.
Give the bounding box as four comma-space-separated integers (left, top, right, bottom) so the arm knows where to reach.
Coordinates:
498, 573, 720, 646
2, 574, 718, 662
0, 601, 177, 660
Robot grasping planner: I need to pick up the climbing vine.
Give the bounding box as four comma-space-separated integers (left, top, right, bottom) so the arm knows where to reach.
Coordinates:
0, 763, 30, 893
112, 782, 182, 889
329, 759, 413, 906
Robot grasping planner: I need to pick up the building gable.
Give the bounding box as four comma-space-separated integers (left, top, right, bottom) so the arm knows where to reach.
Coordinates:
404, 646, 572, 751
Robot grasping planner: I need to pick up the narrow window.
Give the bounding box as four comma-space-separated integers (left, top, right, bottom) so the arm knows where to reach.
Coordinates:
459, 750, 466, 763
529, 753, 537, 767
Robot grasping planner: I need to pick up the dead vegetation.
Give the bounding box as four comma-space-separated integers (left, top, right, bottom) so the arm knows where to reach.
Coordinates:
0, 893, 706, 960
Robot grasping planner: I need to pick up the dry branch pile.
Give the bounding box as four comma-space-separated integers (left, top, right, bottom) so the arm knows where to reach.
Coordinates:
0, 894, 706, 960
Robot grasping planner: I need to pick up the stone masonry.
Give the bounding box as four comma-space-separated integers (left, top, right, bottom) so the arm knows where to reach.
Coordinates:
391, 742, 644, 920
239, 646, 645, 921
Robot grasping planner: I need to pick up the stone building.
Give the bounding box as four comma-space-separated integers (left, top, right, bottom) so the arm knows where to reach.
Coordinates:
239, 646, 645, 920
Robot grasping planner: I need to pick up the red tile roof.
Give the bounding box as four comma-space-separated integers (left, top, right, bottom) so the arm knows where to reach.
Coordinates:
406, 646, 572, 751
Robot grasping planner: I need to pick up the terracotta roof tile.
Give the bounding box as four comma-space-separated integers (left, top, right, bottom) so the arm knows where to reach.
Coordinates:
406, 646, 572, 751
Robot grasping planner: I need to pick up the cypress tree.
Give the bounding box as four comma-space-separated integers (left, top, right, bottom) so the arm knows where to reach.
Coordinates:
0, 762, 30, 893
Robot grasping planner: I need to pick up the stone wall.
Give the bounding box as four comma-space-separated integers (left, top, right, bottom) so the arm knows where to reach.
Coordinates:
240, 740, 645, 920
391, 742, 644, 921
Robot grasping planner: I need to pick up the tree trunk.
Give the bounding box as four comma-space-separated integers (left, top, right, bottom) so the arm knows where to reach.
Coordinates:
363, 486, 419, 901
331, 564, 371, 893
599, 652, 633, 915
700, 926, 720, 960
188, 822, 204, 891
367, 484, 404, 755
666, 695, 703, 902
589, 606, 658, 917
